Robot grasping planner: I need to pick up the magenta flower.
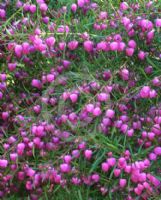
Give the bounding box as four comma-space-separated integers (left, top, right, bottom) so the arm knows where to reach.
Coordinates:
68, 40, 79, 50
29, 4, 36, 13
71, 4, 77, 13
59, 42, 66, 50
155, 19, 161, 27
70, 93, 78, 103
138, 51, 146, 60
31, 79, 42, 89
46, 74, 55, 83
57, 25, 69, 33
128, 40, 136, 49
140, 86, 150, 98
46, 37, 55, 47
60, 163, 71, 173
93, 107, 102, 116
107, 157, 116, 167
0, 159, 8, 168
84, 149, 92, 160
120, 2, 129, 11
97, 93, 109, 102
84, 40, 94, 52
126, 48, 134, 57
120, 69, 129, 81
14, 44, 23, 57
110, 42, 118, 51
8, 63, 17, 71
154, 147, 161, 155
114, 169, 121, 177
40, 3, 48, 12
0, 9, 6, 18
105, 109, 115, 119
119, 179, 127, 188
77, 0, 85, 8
118, 42, 126, 51
101, 162, 109, 172
2, 112, 9, 120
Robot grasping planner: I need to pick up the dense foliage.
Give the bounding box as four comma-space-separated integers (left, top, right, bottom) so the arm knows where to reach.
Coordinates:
0, 0, 161, 199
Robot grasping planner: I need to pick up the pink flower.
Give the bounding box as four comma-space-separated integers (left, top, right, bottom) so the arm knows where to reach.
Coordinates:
2, 112, 9, 120
31, 79, 42, 89
0, 73, 6, 81
106, 109, 115, 119
110, 42, 118, 51
155, 19, 161, 27
128, 40, 136, 49
93, 107, 102, 116
17, 143, 25, 155
26, 181, 32, 190
101, 162, 109, 172
127, 129, 134, 137
138, 51, 146, 60
140, 86, 150, 98
107, 157, 116, 167
120, 2, 129, 11
84, 149, 92, 160
126, 48, 134, 57
22, 42, 30, 54
99, 11, 108, 20
59, 42, 66, 50
10, 153, 18, 161
57, 25, 69, 33
120, 124, 128, 134
118, 42, 126, 51
40, 3, 48, 12
8, 63, 17, 72
134, 187, 142, 195
71, 4, 77, 12
122, 17, 130, 26
119, 179, 127, 188
17, 171, 25, 181
46, 37, 55, 47
149, 89, 157, 98
64, 155, 72, 164
33, 105, 41, 114
0, 9, 6, 18
91, 174, 100, 182
97, 93, 109, 102
114, 169, 121, 177
147, 30, 155, 40
86, 104, 94, 113
154, 147, 161, 155
23, 3, 30, 11
72, 150, 80, 158
141, 19, 153, 30
26, 168, 35, 177
120, 69, 129, 81
0, 159, 8, 168
15, 45, 23, 57
70, 93, 78, 103
84, 40, 94, 52
118, 157, 127, 169
46, 74, 55, 83
0, 92, 3, 100
68, 40, 78, 50
77, 0, 85, 8
149, 153, 157, 161
97, 41, 107, 51
29, 4, 36, 13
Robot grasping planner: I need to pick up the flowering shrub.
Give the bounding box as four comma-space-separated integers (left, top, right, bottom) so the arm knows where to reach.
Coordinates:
0, 0, 161, 199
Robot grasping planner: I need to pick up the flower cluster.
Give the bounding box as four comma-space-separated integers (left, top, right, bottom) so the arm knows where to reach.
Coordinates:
0, 0, 160, 199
